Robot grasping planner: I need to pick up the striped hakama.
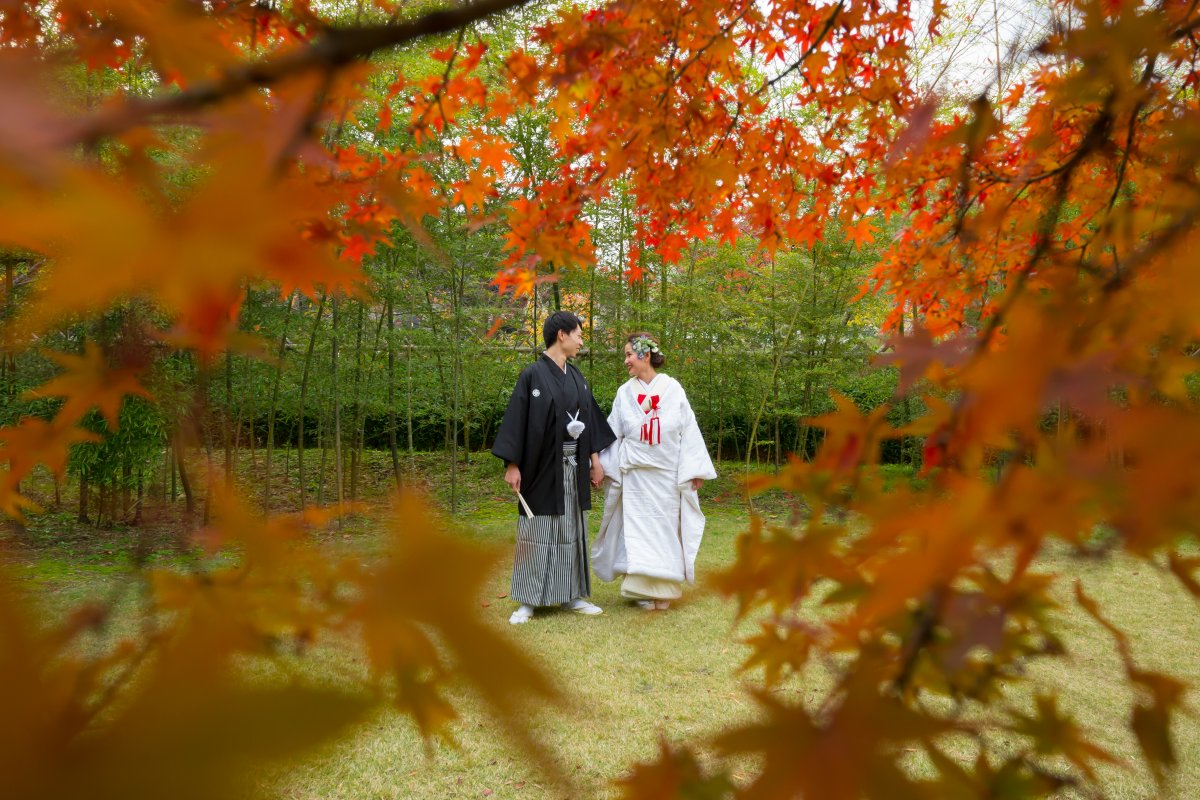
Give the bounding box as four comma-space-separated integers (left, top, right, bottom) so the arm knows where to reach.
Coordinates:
511, 441, 592, 606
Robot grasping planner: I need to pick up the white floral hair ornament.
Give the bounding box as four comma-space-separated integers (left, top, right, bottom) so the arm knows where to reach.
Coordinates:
630, 335, 660, 360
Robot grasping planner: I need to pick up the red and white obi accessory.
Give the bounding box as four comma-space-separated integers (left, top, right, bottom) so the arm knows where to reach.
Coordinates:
638, 393, 661, 445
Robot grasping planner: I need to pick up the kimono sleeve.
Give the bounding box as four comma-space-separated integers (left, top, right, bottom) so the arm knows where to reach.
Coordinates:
491, 368, 529, 466
586, 384, 617, 457
598, 386, 624, 483
677, 386, 717, 485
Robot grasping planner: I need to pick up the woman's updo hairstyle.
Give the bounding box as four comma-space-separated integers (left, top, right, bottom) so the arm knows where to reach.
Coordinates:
627, 332, 666, 368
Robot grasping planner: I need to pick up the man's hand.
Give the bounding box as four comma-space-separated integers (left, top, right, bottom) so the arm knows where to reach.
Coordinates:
590, 457, 604, 488
691, 478, 704, 491
505, 463, 521, 493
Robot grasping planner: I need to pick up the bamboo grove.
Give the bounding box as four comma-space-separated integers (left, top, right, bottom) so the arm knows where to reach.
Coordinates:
0, 0, 1199, 798
2, 226, 893, 521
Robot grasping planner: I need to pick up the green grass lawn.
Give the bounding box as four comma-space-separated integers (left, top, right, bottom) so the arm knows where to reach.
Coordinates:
258, 510, 1200, 800
251, 509, 770, 800
5, 456, 1199, 799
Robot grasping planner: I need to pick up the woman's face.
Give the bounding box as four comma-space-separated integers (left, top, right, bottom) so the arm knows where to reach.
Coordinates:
624, 342, 653, 379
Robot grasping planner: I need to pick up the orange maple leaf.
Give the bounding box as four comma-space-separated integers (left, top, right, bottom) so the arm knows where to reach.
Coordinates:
763, 39, 789, 63
340, 234, 377, 263
484, 317, 506, 339
453, 176, 492, 211
491, 267, 540, 297
0, 416, 100, 481
26, 342, 151, 430
1009, 695, 1119, 780
474, 139, 511, 175
0, 473, 41, 520
658, 231, 687, 263
846, 216, 876, 248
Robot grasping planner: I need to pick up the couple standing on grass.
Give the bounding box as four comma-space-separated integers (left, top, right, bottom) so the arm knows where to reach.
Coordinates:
491, 311, 716, 625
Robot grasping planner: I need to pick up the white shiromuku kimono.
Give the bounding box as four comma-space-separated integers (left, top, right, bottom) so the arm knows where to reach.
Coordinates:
593, 374, 717, 599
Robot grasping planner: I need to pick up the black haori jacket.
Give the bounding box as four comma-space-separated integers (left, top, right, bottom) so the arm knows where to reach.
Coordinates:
491, 355, 616, 517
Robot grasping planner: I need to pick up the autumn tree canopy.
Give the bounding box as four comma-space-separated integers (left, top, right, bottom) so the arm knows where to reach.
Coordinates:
1, 0, 1199, 797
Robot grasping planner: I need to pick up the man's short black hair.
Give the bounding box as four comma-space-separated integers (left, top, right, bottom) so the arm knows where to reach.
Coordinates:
543, 311, 583, 349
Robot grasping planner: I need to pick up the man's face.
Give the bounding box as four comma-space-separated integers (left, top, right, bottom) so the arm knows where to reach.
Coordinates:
560, 325, 584, 357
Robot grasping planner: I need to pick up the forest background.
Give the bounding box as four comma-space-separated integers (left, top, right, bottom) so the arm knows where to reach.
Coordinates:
2, 0, 1200, 798
0, 9, 915, 522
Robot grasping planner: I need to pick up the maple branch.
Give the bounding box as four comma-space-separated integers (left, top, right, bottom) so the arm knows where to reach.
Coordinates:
1169, 12, 1200, 40
662, 4, 751, 101
432, 27, 469, 138
764, 1, 845, 93
1075, 56, 1160, 267
921, 93, 1122, 471
891, 585, 945, 695
274, 67, 337, 175
971, 134, 1098, 351
660, 12, 686, 102
1096, 203, 1200, 294
76, 528, 166, 729
711, 1, 845, 157
81, 620, 165, 729
1102, 56, 1158, 220
74, 0, 536, 145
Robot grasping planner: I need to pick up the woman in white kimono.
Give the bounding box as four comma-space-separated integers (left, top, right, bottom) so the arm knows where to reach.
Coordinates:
593, 333, 717, 609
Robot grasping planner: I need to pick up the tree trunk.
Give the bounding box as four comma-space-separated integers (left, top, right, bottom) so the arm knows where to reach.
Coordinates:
421, 288, 451, 492
134, 466, 143, 526
97, 482, 108, 529
387, 293, 400, 488
4, 258, 14, 399
331, 296, 344, 507
264, 290, 297, 508
121, 458, 132, 522
449, 264, 463, 514
588, 255, 596, 374
317, 409, 328, 506
197, 363, 215, 527
246, 360, 257, 472
176, 434, 195, 522
406, 336, 415, 471
774, 392, 781, 470
224, 349, 233, 488
716, 374, 725, 463
899, 307, 914, 466
354, 310, 385, 497
297, 292, 327, 509
78, 471, 90, 523
98, 480, 107, 527
349, 301, 365, 501
232, 392, 243, 472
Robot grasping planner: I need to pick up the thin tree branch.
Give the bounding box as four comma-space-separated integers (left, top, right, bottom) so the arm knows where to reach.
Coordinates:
74, 0, 536, 146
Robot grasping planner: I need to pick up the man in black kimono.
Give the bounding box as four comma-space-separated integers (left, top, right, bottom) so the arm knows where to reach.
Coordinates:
492, 311, 617, 624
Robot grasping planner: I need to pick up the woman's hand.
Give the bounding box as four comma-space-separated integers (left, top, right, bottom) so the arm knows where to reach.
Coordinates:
590, 456, 605, 488
691, 478, 704, 491
505, 463, 521, 493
